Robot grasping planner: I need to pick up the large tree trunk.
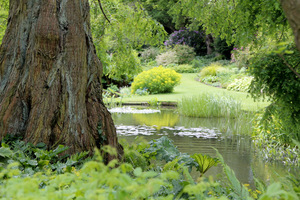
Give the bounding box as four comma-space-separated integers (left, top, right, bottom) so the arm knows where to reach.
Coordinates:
280, 0, 300, 51
0, 0, 123, 161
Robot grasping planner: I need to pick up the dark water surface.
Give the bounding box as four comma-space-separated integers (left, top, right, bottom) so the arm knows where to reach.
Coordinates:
111, 107, 298, 185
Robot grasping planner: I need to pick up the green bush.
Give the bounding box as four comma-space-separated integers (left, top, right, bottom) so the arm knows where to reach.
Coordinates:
119, 86, 132, 97
131, 66, 181, 94
171, 64, 196, 73
227, 76, 253, 92
200, 75, 220, 85
172, 44, 196, 64
140, 47, 161, 62
199, 63, 225, 77
156, 50, 178, 66
231, 47, 252, 68
249, 43, 300, 143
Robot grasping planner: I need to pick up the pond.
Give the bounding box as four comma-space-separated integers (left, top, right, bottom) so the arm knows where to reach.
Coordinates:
110, 106, 298, 186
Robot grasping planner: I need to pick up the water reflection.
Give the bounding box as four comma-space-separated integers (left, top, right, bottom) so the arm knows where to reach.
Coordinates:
111, 108, 299, 185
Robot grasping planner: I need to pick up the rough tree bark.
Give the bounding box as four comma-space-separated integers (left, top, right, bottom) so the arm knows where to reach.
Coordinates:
280, 0, 300, 51
0, 0, 123, 161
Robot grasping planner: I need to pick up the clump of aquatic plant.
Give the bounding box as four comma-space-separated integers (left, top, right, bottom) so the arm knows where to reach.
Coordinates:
178, 93, 242, 118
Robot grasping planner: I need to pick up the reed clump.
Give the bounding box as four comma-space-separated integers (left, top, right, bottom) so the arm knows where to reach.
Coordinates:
178, 93, 242, 118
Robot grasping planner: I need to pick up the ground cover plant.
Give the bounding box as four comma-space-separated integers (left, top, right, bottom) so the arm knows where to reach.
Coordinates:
1, 137, 299, 199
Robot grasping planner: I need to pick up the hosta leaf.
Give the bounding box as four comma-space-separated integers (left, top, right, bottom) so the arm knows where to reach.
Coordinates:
27, 159, 38, 166
0, 147, 13, 158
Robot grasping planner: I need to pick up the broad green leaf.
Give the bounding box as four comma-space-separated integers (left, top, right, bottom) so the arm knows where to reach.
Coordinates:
192, 153, 219, 175
133, 167, 142, 177
0, 147, 13, 158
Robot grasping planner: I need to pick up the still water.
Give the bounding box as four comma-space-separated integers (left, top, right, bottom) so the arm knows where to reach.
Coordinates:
111, 107, 298, 185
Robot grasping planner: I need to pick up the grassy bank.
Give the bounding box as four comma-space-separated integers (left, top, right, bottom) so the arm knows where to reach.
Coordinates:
121, 73, 269, 111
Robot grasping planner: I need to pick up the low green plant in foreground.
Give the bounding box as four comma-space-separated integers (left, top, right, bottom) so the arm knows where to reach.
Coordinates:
178, 93, 242, 118
0, 136, 299, 199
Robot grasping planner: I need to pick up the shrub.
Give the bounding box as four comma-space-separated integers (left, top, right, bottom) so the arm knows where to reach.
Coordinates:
227, 76, 253, 92
249, 43, 300, 143
191, 56, 215, 69
200, 75, 220, 84
140, 47, 161, 62
119, 86, 132, 97
164, 28, 207, 56
172, 45, 196, 64
171, 64, 196, 73
131, 66, 181, 94
156, 50, 178, 66
199, 63, 225, 77
231, 47, 252, 68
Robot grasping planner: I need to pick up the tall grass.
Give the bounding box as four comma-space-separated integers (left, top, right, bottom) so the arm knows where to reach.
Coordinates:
178, 93, 242, 118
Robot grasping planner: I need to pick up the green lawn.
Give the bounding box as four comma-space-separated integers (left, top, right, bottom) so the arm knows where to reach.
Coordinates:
120, 73, 269, 111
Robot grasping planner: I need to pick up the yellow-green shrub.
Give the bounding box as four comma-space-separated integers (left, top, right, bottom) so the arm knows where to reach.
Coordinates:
131, 66, 181, 94
199, 63, 225, 77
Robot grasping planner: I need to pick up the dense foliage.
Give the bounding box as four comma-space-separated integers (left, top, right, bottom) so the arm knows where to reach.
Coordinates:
170, 0, 291, 47
90, 0, 167, 81
199, 63, 225, 78
164, 29, 206, 56
156, 50, 178, 66
1, 137, 299, 199
249, 44, 300, 143
172, 45, 196, 64
227, 77, 253, 92
131, 66, 181, 94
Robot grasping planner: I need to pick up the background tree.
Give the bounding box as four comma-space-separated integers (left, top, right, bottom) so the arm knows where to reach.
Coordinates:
89, 0, 166, 85
0, 0, 123, 160
169, 0, 300, 143
170, 0, 291, 47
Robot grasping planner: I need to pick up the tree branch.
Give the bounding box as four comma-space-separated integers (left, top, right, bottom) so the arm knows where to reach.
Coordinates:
97, 0, 110, 23
278, 54, 300, 79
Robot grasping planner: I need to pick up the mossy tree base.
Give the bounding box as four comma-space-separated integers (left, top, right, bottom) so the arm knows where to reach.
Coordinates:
0, 1, 122, 161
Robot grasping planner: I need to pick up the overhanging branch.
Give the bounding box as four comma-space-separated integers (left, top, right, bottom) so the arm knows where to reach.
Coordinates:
97, 0, 110, 23
278, 54, 300, 79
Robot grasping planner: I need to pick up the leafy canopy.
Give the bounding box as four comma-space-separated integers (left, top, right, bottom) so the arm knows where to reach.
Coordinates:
90, 0, 167, 80
170, 0, 292, 47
